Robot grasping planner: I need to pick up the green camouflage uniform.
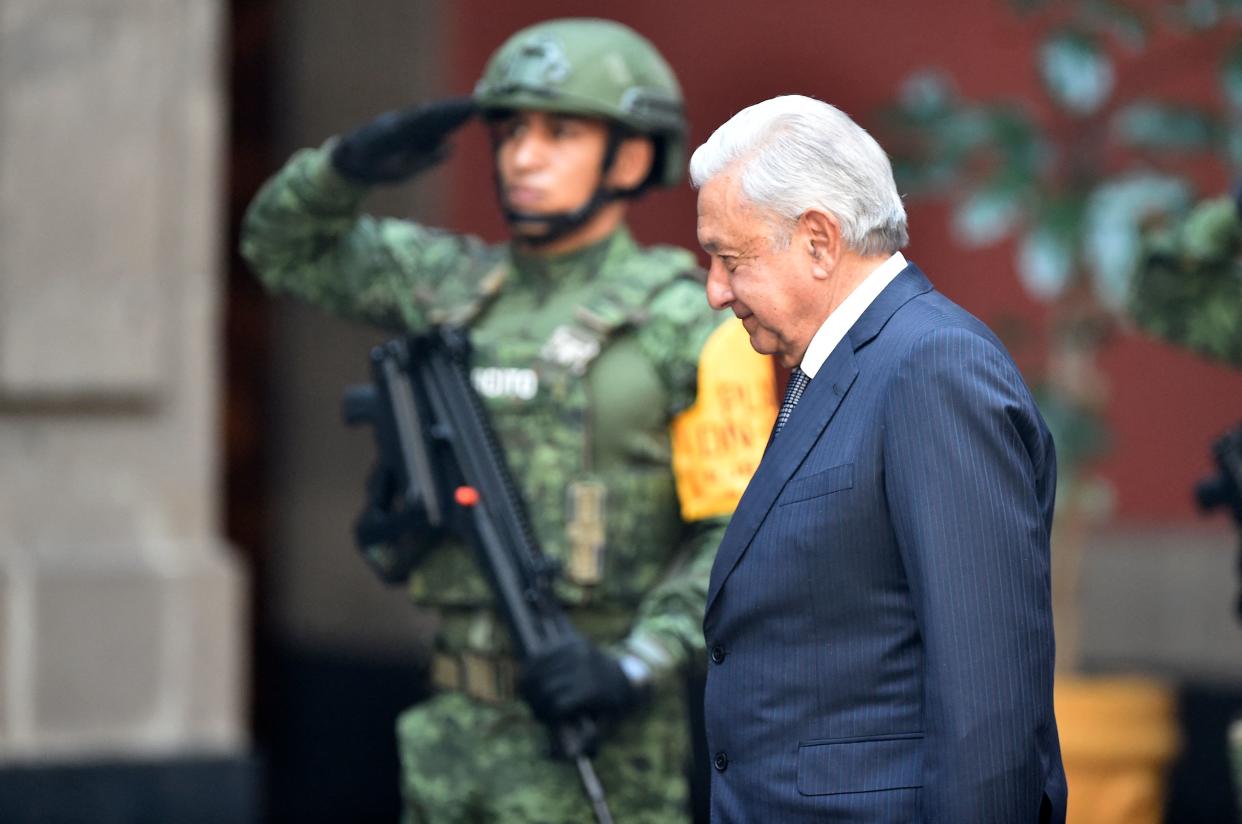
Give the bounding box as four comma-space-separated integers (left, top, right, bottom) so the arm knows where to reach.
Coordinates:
1134, 199, 1242, 821
241, 144, 742, 823
1131, 195, 1242, 368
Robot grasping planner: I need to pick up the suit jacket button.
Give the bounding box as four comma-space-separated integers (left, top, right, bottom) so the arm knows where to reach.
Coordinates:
713, 751, 729, 772
710, 644, 726, 664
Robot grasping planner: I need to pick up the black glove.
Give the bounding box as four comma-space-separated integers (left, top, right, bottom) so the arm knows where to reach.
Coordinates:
519, 633, 646, 724
330, 96, 476, 185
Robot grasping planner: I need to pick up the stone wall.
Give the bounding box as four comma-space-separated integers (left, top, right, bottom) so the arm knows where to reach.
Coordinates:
1080, 528, 1242, 683
0, 0, 246, 762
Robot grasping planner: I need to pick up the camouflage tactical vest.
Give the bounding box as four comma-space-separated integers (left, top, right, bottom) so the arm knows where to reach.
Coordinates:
407, 231, 701, 650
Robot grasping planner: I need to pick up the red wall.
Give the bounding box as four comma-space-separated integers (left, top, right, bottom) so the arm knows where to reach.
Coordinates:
441, 0, 1242, 524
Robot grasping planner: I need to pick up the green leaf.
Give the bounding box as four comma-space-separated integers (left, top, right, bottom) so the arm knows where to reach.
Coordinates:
1221, 40, 1242, 109
1112, 100, 1220, 151
1016, 196, 1084, 302
1010, 0, 1050, 13
1183, 0, 1222, 29
1084, 173, 1193, 309
1040, 194, 1089, 240
1018, 227, 1075, 299
952, 185, 1025, 247
891, 156, 963, 194
897, 70, 955, 121
986, 105, 1050, 178
1082, 0, 1149, 50
1227, 126, 1242, 171
883, 83, 1014, 197
1039, 31, 1116, 115
935, 108, 997, 163
1180, 195, 1242, 261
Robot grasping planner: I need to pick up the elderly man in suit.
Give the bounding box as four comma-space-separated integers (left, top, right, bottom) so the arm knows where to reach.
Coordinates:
691, 95, 1067, 823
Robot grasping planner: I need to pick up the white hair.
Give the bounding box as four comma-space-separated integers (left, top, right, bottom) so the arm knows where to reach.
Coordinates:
689, 95, 908, 256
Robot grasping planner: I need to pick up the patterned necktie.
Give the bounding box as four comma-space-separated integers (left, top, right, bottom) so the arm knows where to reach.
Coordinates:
773, 367, 810, 438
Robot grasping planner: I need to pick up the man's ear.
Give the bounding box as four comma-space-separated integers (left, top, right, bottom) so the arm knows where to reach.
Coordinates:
607, 136, 655, 190
800, 209, 842, 279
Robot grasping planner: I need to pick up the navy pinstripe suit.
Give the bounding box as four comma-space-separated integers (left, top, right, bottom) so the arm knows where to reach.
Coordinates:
703, 263, 1067, 823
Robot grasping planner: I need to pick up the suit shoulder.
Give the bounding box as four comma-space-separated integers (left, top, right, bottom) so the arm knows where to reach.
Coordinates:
890, 291, 1013, 360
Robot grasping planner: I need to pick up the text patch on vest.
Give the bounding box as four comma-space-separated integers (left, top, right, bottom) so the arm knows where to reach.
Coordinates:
471, 366, 539, 400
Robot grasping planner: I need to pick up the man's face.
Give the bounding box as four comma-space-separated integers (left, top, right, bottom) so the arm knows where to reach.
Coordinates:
697, 173, 822, 368
491, 110, 609, 236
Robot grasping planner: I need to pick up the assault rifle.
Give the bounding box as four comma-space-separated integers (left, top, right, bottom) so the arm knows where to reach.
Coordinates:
342, 328, 614, 824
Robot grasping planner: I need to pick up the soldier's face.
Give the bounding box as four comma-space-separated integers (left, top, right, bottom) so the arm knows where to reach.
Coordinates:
492, 111, 609, 229
697, 172, 823, 368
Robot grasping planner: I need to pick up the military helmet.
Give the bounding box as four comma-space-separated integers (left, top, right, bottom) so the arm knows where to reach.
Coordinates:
474, 18, 687, 187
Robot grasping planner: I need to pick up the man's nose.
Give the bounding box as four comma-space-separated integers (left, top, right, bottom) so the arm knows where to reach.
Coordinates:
705, 261, 732, 310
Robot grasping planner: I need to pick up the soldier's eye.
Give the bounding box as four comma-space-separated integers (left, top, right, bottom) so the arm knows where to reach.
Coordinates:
491, 121, 519, 142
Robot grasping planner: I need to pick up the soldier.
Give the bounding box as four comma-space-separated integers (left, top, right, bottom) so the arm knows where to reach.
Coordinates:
1131, 192, 1242, 368
241, 17, 775, 824
1132, 193, 1242, 822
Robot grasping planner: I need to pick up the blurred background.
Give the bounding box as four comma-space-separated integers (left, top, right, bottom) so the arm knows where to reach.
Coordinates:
2, 0, 1241, 821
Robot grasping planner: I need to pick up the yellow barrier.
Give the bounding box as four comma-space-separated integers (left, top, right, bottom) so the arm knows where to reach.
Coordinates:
1056, 676, 1180, 824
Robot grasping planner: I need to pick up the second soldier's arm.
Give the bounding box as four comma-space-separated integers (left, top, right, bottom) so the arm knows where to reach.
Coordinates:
1131, 195, 1242, 368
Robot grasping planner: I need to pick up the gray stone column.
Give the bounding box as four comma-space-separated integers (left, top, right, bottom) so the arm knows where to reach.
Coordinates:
0, 0, 246, 762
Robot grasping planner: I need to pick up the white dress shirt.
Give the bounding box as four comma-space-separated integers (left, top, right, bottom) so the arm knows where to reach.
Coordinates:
800, 252, 908, 378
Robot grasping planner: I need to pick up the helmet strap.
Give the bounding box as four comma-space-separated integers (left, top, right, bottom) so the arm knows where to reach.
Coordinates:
496, 126, 648, 248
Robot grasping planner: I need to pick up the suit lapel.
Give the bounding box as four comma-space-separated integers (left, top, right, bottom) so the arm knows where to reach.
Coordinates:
704, 263, 934, 617
705, 347, 857, 614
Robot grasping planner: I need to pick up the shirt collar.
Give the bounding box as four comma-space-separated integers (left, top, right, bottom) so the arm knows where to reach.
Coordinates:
800, 251, 908, 379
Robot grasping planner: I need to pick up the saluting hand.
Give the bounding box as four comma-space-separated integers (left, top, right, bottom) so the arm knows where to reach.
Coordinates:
330, 96, 477, 185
